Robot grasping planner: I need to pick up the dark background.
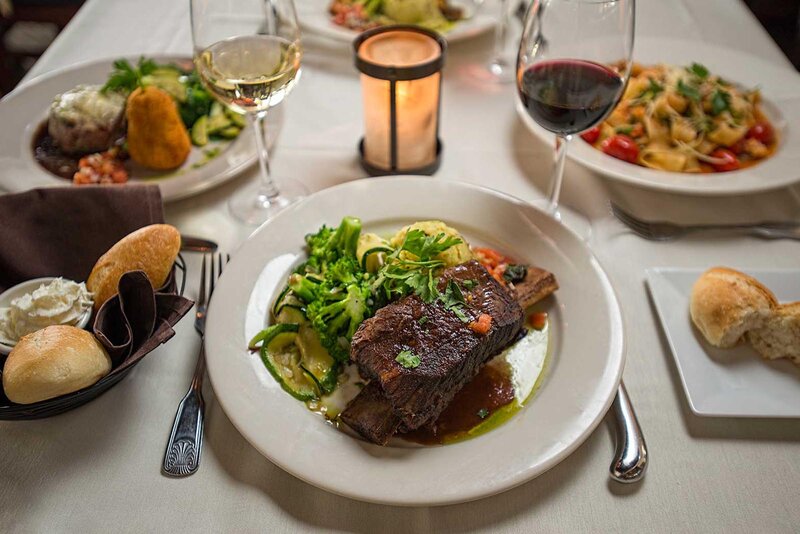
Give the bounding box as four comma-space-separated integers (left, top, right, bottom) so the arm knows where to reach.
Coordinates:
0, 0, 798, 96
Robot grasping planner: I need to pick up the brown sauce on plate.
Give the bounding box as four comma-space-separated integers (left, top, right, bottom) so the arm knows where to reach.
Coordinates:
402, 362, 516, 445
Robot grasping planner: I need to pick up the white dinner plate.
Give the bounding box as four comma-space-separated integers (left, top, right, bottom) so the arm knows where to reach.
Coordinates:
646, 268, 800, 418
204, 177, 625, 506
516, 37, 800, 195
0, 56, 280, 202
296, 0, 495, 44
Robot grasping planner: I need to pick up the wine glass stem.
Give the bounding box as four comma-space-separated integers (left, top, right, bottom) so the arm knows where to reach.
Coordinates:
249, 111, 279, 201
548, 134, 571, 215
491, 0, 509, 64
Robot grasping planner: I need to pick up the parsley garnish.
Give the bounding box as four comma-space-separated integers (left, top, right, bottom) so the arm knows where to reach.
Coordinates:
395, 349, 421, 369
418, 315, 429, 325
638, 78, 663, 101
101, 57, 158, 94
503, 264, 528, 284
371, 230, 462, 304
462, 279, 477, 290
477, 408, 489, 419
710, 89, 731, 115
688, 62, 709, 79
615, 125, 634, 135
676, 79, 701, 102
440, 280, 471, 323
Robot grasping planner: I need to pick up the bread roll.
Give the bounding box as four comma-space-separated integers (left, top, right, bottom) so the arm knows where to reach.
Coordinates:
747, 302, 800, 364
2, 325, 111, 404
689, 267, 777, 348
87, 224, 180, 309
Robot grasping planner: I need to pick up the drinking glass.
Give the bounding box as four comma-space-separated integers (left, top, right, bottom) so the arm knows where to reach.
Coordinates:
191, 0, 307, 225
517, 0, 634, 223
487, 0, 514, 82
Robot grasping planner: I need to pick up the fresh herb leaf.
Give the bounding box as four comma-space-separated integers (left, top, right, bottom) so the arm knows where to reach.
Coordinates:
688, 62, 709, 79
451, 307, 471, 323
101, 57, 159, 94
462, 279, 477, 290
638, 78, 663, 101
503, 264, 528, 284
677, 79, 701, 102
442, 280, 465, 308
710, 89, 731, 115
477, 408, 489, 419
614, 125, 634, 135
402, 230, 462, 261
395, 349, 421, 369
418, 315, 429, 325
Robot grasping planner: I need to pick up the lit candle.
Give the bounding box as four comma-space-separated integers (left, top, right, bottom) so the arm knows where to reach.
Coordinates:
355, 26, 446, 175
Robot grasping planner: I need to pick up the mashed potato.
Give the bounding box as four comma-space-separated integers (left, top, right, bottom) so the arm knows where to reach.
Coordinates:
390, 220, 473, 267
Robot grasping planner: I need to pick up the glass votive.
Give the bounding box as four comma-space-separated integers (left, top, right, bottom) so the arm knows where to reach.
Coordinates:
354, 25, 446, 175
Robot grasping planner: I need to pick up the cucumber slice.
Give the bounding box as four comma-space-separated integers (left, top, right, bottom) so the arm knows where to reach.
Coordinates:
296, 324, 338, 393
225, 108, 247, 128
191, 115, 209, 146
254, 323, 321, 401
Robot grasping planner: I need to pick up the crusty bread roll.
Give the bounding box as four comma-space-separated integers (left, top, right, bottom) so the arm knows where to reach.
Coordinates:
747, 302, 800, 364
689, 267, 777, 348
2, 325, 111, 404
87, 224, 180, 309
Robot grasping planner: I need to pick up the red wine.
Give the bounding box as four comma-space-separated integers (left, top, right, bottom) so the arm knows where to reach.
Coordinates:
518, 59, 624, 136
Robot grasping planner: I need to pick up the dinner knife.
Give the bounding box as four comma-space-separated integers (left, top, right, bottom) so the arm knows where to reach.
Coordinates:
180, 235, 218, 253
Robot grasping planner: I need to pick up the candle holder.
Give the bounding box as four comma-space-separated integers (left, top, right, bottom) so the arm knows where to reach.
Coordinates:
354, 25, 446, 176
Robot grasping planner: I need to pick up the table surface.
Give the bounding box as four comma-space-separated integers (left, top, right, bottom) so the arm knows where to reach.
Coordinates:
3, 1, 800, 532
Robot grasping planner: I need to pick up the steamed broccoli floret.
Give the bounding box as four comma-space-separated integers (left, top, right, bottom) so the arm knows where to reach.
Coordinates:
306, 282, 370, 363
328, 216, 361, 258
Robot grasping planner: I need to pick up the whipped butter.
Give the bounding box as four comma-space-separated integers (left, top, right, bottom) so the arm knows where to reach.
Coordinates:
0, 278, 93, 345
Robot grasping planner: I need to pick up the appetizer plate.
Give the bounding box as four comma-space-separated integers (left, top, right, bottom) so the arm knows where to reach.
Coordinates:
205, 177, 625, 506
646, 268, 800, 418
516, 37, 800, 195
296, 0, 495, 44
0, 56, 279, 202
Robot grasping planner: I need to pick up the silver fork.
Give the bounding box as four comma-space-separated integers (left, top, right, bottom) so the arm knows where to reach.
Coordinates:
162, 252, 228, 477
611, 202, 800, 241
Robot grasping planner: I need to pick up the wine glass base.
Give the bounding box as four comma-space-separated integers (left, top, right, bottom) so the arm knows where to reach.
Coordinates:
528, 198, 593, 241
228, 177, 309, 226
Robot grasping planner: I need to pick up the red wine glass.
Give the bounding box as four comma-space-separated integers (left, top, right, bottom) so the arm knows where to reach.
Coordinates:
517, 0, 634, 225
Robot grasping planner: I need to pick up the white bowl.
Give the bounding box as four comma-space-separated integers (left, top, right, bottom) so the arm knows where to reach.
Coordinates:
0, 277, 92, 356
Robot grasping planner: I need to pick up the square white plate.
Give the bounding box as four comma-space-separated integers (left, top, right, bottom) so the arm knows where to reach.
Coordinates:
646, 268, 800, 418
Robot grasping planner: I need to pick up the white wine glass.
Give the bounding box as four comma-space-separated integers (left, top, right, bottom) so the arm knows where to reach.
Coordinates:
517, 0, 634, 231
191, 0, 307, 226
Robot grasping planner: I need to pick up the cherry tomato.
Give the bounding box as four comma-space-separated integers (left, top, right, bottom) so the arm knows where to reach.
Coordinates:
729, 139, 746, 155
746, 121, 774, 145
580, 126, 600, 144
710, 148, 740, 172
601, 134, 639, 163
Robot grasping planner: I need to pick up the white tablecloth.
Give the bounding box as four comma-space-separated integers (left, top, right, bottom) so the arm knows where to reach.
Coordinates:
2, 1, 800, 532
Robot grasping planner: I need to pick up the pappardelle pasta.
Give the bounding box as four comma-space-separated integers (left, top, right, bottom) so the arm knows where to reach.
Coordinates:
581, 62, 777, 173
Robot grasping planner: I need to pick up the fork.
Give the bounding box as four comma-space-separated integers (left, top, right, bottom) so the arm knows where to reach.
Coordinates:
611, 202, 800, 241
162, 252, 228, 477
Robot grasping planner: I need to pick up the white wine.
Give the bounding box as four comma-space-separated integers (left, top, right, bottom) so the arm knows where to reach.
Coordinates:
196, 35, 301, 114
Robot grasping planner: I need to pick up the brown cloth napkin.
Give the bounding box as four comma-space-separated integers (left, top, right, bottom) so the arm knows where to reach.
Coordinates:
0, 186, 193, 405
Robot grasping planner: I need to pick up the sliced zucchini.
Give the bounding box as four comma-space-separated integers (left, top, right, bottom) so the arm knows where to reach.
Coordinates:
210, 101, 225, 118
271, 285, 292, 317
225, 108, 247, 128
216, 125, 241, 139
191, 115, 209, 146
360, 246, 392, 273
255, 323, 321, 401
142, 67, 186, 102
296, 324, 339, 393
276, 304, 305, 324
207, 112, 231, 134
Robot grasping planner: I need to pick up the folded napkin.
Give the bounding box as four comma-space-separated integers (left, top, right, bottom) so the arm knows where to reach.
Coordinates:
0, 185, 193, 407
